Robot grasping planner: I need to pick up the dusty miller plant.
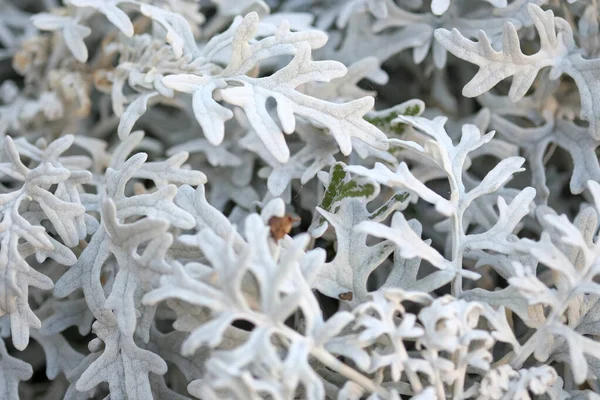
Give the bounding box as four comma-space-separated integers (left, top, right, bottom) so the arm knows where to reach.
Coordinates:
0, 0, 600, 399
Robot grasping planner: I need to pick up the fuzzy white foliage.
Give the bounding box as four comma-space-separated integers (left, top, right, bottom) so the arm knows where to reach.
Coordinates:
349, 115, 535, 295
1, 0, 600, 399
436, 3, 600, 138
144, 211, 335, 399
0, 135, 90, 351
162, 12, 388, 163
31, 14, 91, 62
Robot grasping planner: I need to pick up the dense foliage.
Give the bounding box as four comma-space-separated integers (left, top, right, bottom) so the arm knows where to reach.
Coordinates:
1, 0, 600, 399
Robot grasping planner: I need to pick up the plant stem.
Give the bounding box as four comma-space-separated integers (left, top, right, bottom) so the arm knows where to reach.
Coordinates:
510, 309, 560, 369
452, 349, 466, 399
450, 190, 465, 297
44, 34, 66, 84
278, 304, 390, 398
509, 329, 542, 369
311, 347, 390, 399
